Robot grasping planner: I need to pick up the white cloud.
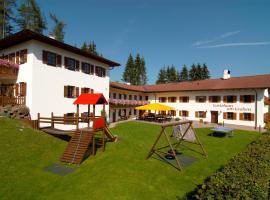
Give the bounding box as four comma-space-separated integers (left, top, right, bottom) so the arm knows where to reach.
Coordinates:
198, 42, 270, 48
192, 30, 241, 47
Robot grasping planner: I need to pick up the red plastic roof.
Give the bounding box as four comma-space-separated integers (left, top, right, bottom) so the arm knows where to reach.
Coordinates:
73, 93, 108, 105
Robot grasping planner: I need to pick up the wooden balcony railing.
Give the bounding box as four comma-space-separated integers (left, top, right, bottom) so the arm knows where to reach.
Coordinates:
0, 65, 19, 79
264, 96, 270, 105
0, 96, 26, 106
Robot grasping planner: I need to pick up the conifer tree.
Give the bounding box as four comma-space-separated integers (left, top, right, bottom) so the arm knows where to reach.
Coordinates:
196, 63, 202, 80
122, 53, 134, 84
156, 67, 167, 84
139, 56, 147, 85
134, 53, 141, 85
202, 63, 210, 79
0, 0, 16, 38
49, 13, 65, 42
179, 65, 189, 81
17, 0, 47, 33
189, 64, 197, 81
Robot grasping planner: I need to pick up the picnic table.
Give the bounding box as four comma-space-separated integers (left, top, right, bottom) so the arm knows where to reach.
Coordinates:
211, 127, 234, 137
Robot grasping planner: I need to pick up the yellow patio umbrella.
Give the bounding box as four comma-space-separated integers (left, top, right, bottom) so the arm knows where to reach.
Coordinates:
135, 103, 176, 111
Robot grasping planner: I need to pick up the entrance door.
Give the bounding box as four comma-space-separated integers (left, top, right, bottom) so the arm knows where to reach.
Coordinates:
211, 111, 218, 123
113, 112, 116, 122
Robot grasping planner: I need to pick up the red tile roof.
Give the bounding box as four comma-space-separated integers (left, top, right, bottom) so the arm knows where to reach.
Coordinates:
0, 29, 120, 67
110, 74, 270, 93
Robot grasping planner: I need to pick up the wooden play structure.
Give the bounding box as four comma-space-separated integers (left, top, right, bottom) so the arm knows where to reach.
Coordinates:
37, 93, 117, 164
146, 120, 207, 171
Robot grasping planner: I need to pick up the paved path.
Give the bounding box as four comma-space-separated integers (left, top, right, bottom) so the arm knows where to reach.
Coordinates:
109, 119, 266, 133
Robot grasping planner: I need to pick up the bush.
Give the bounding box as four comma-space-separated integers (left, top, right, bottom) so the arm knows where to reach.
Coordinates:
187, 134, 270, 200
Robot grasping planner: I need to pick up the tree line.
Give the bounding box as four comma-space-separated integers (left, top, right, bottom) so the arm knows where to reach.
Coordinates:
156, 63, 210, 84
0, 0, 100, 55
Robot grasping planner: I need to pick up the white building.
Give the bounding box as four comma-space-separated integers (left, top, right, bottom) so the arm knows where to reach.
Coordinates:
0, 29, 120, 127
109, 72, 270, 128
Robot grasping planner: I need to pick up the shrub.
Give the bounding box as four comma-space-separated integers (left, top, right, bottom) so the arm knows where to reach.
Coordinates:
187, 134, 270, 200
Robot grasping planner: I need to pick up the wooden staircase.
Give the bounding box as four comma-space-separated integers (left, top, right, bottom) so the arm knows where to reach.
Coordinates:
60, 130, 94, 164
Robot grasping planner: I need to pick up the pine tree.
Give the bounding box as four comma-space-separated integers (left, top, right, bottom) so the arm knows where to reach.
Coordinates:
81, 41, 100, 56
139, 56, 147, 85
156, 67, 167, 84
17, 0, 47, 33
168, 65, 177, 82
134, 53, 141, 85
202, 63, 210, 79
0, 0, 16, 38
122, 53, 134, 84
179, 65, 189, 82
81, 42, 88, 52
189, 64, 197, 81
196, 63, 202, 80
49, 13, 65, 42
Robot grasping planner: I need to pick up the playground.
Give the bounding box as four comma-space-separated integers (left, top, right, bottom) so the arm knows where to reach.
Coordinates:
0, 117, 260, 200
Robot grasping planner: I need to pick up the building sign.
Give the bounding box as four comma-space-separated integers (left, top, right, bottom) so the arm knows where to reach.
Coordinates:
213, 104, 252, 112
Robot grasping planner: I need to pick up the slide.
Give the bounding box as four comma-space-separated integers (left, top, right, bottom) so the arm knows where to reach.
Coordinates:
104, 126, 117, 142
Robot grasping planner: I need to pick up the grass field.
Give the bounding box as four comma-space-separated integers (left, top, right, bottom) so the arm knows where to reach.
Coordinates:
0, 117, 260, 200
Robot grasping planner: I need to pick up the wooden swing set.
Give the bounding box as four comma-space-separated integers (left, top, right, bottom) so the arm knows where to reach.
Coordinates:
146, 120, 207, 171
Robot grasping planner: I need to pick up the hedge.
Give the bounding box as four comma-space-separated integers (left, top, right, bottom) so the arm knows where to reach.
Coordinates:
186, 133, 270, 200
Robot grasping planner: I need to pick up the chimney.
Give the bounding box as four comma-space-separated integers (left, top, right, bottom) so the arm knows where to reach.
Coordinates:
223, 69, 231, 80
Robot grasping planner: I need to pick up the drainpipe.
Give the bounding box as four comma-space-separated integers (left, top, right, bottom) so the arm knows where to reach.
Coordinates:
253, 89, 258, 129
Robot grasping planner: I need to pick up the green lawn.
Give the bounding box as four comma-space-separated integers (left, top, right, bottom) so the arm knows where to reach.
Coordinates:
0, 118, 260, 200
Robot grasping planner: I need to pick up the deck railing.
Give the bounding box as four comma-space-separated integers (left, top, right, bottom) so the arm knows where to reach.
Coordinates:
0, 96, 26, 106
0, 65, 18, 79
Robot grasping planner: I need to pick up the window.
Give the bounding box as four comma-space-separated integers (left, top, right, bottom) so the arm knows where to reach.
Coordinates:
159, 97, 167, 103
124, 94, 127, 100
224, 112, 236, 120
195, 111, 206, 118
64, 85, 79, 98
16, 82, 27, 96
119, 94, 122, 99
179, 110, 189, 117
179, 96, 189, 103
139, 96, 142, 100
113, 93, 116, 99
129, 95, 132, 100
95, 66, 106, 77
64, 57, 79, 71
134, 95, 137, 100
81, 62, 94, 74
134, 109, 137, 115
209, 96, 221, 103
145, 96, 148, 101
169, 110, 176, 116
240, 113, 254, 121
81, 87, 90, 94
196, 96, 206, 103
43, 51, 62, 67
9, 53, 15, 63
168, 97, 177, 103
240, 95, 255, 103
224, 95, 237, 103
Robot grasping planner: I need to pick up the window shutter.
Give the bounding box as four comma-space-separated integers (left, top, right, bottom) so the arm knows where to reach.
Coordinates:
76, 87, 79, 97
233, 96, 237, 103
91, 89, 94, 94
203, 112, 206, 118
20, 49, 27, 64
239, 113, 244, 120
250, 95, 255, 103
22, 82, 27, 96
233, 113, 237, 120
186, 111, 189, 117
75, 60, 80, 71
179, 97, 182, 102
56, 55, 62, 66
223, 96, 227, 102
42, 51, 48, 64
16, 52, 20, 64
251, 113, 255, 121
209, 96, 212, 102
179, 111, 182, 116
64, 57, 68, 68
240, 95, 244, 103
223, 112, 227, 119
195, 111, 198, 118
64, 86, 68, 97
81, 88, 84, 94
217, 96, 221, 102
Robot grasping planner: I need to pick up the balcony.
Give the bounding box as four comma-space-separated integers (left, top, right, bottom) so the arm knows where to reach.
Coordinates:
109, 98, 149, 106
264, 96, 270, 106
0, 59, 19, 80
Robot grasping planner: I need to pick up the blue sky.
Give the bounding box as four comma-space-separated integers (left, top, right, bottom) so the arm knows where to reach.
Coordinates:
37, 0, 270, 84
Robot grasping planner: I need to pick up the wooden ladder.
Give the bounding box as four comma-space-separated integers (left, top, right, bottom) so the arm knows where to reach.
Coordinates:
60, 130, 94, 164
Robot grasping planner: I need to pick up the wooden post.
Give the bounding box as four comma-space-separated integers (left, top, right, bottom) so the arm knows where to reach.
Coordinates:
76, 104, 79, 130
93, 105, 96, 117
102, 103, 105, 151
51, 112, 54, 128
37, 113, 40, 130
88, 105, 90, 128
